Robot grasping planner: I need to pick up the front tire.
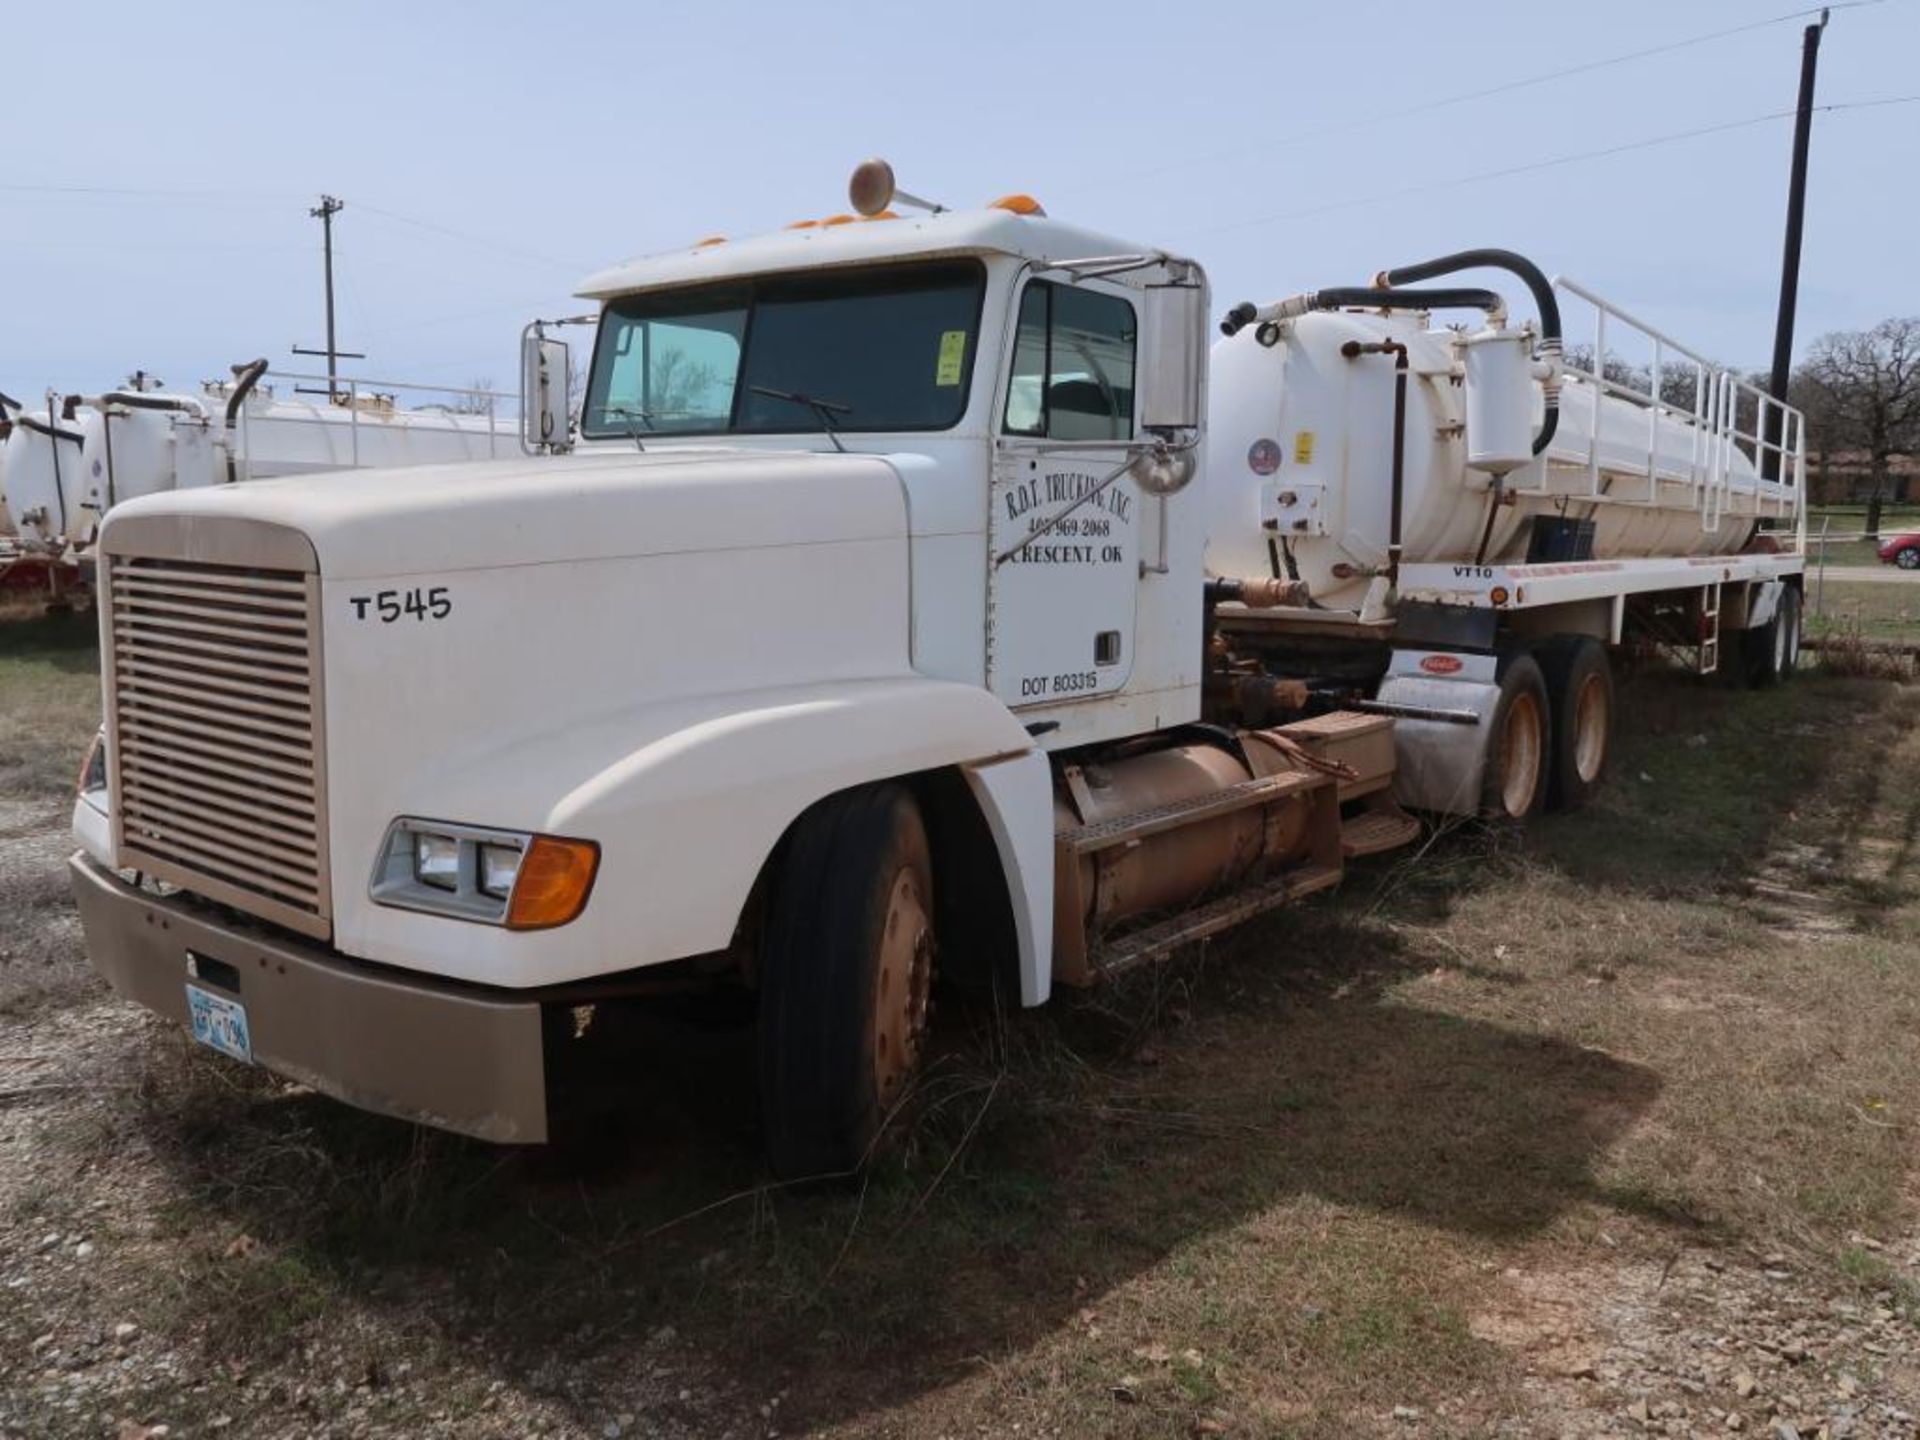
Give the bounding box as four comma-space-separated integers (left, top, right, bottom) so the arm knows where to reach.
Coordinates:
1480, 652, 1551, 822
758, 783, 936, 1179
1895, 547, 1920, 570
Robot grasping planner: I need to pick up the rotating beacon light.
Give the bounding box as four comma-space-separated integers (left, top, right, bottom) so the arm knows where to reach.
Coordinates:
848, 159, 945, 217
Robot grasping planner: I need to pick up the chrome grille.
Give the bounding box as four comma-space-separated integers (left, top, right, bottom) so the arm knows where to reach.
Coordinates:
105, 554, 330, 938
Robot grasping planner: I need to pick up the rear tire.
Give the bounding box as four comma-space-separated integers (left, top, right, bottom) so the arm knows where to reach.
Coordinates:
1479, 652, 1551, 822
758, 783, 936, 1180
1744, 600, 1785, 689
1539, 637, 1614, 812
1776, 587, 1801, 681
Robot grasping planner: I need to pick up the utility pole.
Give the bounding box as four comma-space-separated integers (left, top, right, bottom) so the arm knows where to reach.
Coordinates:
1766, 8, 1828, 468
294, 195, 364, 401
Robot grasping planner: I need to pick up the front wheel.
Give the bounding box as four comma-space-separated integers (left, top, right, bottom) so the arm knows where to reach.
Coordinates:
1896, 547, 1920, 570
758, 783, 936, 1179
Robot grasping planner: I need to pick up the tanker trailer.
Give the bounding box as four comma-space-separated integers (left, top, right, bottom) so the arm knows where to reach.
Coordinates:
1207, 254, 1798, 612
0, 401, 89, 550
1202, 250, 1806, 824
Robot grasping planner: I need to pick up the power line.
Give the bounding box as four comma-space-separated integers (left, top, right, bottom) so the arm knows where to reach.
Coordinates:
1190, 96, 1920, 240
351, 202, 589, 274
1058, 1, 1887, 200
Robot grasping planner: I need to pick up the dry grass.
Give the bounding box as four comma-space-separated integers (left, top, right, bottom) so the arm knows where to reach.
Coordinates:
0, 609, 102, 1016
3, 657, 1919, 1436
0, 607, 99, 803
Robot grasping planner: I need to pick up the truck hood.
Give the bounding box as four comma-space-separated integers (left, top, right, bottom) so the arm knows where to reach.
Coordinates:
98, 448, 908, 580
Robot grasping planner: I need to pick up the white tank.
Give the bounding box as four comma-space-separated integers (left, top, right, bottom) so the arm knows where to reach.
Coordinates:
1, 408, 90, 548
224, 384, 513, 477
1205, 309, 1796, 608
28, 377, 517, 550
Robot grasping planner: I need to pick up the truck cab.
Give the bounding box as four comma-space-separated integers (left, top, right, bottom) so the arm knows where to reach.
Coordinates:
71, 168, 1287, 1176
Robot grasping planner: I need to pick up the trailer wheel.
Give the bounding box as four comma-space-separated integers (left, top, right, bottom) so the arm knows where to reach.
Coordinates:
1540, 637, 1614, 811
1743, 604, 1785, 688
1776, 587, 1801, 681
758, 783, 936, 1179
1480, 652, 1551, 822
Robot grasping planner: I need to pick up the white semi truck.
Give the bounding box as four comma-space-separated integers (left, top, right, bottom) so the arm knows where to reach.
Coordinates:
70, 162, 1807, 1175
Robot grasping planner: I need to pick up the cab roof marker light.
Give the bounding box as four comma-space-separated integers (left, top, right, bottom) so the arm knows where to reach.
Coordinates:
988, 193, 1046, 216
693, 235, 727, 248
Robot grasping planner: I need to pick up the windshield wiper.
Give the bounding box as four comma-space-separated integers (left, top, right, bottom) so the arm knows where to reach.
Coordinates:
602, 405, 656, 452
749, 386, 852, 453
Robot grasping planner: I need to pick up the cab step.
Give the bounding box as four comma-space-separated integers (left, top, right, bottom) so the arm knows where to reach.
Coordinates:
1091, 862, 1345, 979
1341, 805, 1421, 858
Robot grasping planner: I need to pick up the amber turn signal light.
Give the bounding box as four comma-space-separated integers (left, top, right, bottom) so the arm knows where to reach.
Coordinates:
505, 835, 600, 931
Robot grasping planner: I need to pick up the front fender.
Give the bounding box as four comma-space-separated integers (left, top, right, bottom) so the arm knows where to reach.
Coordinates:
335, 677, 1036, 987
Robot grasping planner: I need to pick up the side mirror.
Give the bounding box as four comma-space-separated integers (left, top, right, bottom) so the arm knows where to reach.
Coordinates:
1139, 277, 1207, 433
520, 330, 572, 453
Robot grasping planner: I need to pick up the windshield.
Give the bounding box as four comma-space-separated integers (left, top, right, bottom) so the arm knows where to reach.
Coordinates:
582, 259, 986, 440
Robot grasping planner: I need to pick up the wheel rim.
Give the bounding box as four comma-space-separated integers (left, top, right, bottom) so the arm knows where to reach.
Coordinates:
1784, 605, 1799, 670
1900, 549, 1919, 570
1499, 691, 1544, 817
1572, 672, 1609, 784
1773, 611, 1788, 674
872, 866, 934, 1111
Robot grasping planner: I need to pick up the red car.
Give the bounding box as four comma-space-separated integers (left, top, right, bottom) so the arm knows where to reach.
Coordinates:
1878, 533, 1920, 569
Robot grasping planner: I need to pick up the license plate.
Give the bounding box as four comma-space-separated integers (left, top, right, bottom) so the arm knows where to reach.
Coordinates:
186, 984, 253, 1064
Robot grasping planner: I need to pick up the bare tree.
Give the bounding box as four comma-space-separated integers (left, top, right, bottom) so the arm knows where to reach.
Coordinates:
446, 377, 498, 416
1796, 319, 1920, 537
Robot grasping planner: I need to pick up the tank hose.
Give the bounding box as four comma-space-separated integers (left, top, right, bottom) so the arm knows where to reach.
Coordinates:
223, 359, 269, 484
1376, 248, 1562, 457
1220, 285, 1505, 337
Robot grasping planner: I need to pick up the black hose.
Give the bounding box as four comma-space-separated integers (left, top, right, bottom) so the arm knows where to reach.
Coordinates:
225, 358, 268, 429
224, 359, 269, 484
1220, 285, 1505, 337
1377, 248, 1563, 455
99, 390, 203, 414
17, 414, 83, 445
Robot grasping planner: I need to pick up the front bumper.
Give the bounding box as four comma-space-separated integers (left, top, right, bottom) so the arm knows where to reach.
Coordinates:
70, 853, 548, 1143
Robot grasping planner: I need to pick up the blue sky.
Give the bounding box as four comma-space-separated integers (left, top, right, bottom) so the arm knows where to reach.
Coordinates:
2, 0, 1914, 406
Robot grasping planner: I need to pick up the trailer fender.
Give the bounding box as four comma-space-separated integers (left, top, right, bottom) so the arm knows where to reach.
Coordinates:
1379, 668, 1503, 817
1745, 577, 1787, 631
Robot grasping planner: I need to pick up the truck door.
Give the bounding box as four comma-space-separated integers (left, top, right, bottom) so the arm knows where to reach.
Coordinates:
987, 277, 1144, 710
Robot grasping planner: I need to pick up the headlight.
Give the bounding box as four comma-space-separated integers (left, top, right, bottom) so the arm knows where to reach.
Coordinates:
371, 819, 597, 929
414, 833, 462, 891
478, 842, 522, 900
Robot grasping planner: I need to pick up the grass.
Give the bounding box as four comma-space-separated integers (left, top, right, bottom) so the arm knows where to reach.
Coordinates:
0, 605, 100, 802
1807, 580, 1918, 642
0, 607, 103, 1014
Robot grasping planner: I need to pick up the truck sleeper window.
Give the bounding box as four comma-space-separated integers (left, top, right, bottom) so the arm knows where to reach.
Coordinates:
583, 260, 986, 439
